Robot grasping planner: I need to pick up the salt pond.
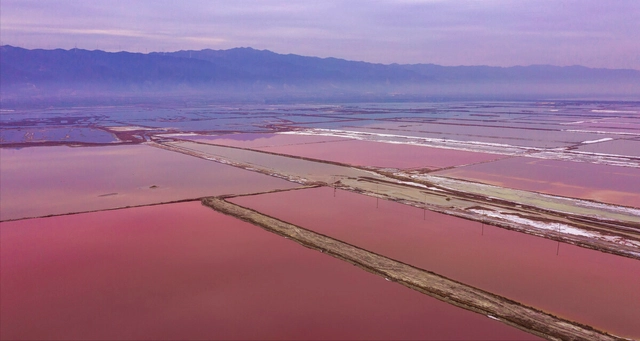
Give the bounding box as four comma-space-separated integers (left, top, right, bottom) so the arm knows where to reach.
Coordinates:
432, 157, 640, 207
0, 202, 537, 340
0, 144, 298, 220
231, 187, 640, 339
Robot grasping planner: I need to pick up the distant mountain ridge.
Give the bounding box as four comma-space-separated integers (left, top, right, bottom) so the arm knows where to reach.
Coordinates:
2, 45, 639, 100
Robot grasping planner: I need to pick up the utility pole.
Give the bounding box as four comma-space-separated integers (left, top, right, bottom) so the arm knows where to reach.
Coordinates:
423, 193, 427, 220
333, 176, 336, 197
556, 225, 561, 256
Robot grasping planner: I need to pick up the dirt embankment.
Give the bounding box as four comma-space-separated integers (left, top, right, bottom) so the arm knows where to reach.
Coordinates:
202, 197, 625, 341
154, 140, 639, 260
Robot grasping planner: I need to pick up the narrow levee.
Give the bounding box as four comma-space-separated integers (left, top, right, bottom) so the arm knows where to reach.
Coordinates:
202, 196, 624, 341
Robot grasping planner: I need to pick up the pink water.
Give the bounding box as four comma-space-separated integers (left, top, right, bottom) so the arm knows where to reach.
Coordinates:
258, 139, 505, 169
231, 187, 640, 339
182, 133, 350, 148
181, 133, 504, 169
433, 157, 640, 207
0, 202, 537, 340
0, 145, 298, 220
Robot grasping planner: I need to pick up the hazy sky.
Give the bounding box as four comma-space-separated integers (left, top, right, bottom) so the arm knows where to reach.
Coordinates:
2, 0, 639, 69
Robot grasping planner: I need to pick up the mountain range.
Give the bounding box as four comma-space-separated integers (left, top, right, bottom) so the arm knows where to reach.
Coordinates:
2, 45, 639, 101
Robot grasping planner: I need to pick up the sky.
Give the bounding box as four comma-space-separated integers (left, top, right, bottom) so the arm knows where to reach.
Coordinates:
1, 0, 639, 69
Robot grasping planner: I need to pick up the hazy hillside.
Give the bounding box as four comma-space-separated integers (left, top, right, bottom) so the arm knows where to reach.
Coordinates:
2, 45, 639, 102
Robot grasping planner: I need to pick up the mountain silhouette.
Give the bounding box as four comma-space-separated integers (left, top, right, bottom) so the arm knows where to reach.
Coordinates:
2, 45, 639, 101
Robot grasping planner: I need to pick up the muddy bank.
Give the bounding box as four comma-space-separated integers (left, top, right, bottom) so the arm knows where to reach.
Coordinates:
202, 197, 624, 341
155, 140, 639, 261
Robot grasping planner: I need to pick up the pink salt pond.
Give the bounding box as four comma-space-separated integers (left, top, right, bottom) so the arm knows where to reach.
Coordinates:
182, 133, 504, 170
231, 187, 640, 339
260, 139, 504, 169
0, 144, 298, 220
433, 157, 640, 207
0, 202, 537, 340
178, 132, 350, 148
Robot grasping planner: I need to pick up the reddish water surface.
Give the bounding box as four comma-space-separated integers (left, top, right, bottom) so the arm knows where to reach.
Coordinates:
181, 133, 350, 148
433, 157, 640, 207
575, 117, 640, 133
231, 187, 640, 339
258, 139, 505, 169
0, 145, 298, 220
181, 133, 504, 169
576, 138, 640, 157
0, 202, 536, 340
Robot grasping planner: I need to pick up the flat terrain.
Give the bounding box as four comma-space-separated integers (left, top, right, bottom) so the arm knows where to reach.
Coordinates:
1, 101, 638, 340
0, 144, 298, 220
2, 201, 536, 340
432, 157, 640, 207
230, 187, 640, 337
182, 132, 505, 169
203, 197, 616, 341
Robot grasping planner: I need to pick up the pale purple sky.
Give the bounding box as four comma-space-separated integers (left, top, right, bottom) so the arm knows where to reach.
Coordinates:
1, 0, 639, 69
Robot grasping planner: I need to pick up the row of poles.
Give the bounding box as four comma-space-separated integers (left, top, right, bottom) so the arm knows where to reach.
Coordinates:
330, 177, 562, 255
